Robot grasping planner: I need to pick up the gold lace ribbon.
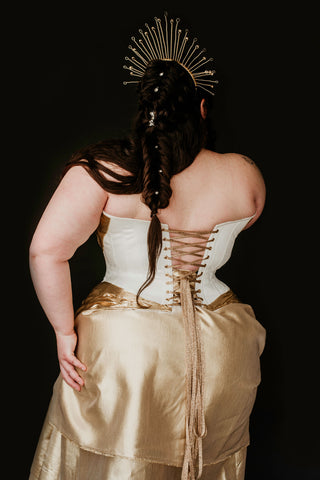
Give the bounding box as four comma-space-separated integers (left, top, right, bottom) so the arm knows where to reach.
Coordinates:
162, 227, 218, 479
180, 273, 207, 479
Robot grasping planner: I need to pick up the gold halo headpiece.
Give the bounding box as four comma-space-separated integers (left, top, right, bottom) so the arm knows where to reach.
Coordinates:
123, 12, 218, 96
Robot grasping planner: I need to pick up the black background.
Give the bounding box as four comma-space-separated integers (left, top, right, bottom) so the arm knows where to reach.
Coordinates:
5, 1, 319, 478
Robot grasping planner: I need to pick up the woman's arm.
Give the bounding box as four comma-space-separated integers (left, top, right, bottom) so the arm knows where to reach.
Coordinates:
29, 165, 108, 391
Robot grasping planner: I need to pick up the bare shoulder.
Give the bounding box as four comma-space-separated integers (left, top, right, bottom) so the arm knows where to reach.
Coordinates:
222, 152, 264, 185
223, 152, 266, 224
200, 150, 265, 187
223, 152, 263, 174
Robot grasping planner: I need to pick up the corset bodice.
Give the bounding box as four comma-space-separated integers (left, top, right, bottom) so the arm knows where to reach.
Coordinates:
97, 211, 255, 306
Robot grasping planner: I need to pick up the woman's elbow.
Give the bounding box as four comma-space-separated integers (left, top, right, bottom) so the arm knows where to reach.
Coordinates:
29, 235, 71, 265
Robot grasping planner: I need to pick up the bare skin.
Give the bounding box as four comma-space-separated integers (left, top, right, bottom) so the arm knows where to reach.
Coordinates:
29, 101, 266, 392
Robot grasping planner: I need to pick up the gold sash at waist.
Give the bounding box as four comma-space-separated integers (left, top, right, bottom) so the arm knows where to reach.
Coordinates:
75, 281, 172, 315
75, 280, 239, 480
76, 281, 239, 315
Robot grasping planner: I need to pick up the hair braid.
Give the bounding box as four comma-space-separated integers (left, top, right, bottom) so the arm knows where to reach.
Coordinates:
134, 59, 208, 305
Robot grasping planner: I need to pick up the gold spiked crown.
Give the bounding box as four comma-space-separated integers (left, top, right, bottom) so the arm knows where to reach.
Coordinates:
123, 12, 218, 96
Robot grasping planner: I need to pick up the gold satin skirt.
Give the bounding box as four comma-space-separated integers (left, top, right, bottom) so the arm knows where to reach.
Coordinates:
29, 282, 266, 480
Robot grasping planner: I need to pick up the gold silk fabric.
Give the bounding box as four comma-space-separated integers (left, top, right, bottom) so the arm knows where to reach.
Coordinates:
29, 215, 266, 480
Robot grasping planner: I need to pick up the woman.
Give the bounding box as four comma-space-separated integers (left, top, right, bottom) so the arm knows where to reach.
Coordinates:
29, 14, 266, 480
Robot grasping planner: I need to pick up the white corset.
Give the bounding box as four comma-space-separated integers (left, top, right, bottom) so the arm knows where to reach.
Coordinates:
99, 211, 255, 305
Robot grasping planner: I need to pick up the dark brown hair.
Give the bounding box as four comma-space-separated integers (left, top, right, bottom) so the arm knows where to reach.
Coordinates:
64, 60, 215, 305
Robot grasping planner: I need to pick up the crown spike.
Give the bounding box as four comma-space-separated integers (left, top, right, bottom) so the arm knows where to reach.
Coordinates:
123, 80, 140, 85
169, 18, 174, 58
128, 56, 145, 71
132, 48, 149, 65
151, 25, 164, 59
157, 16, 167, 59
164, 12, 169, 58
196, 80, 216, 86
187, 48, 206, 69
176, 30, 189, 62
193, 69, 216, 78
196, 84, 216, 95
136, 39, 152, 62
123, 64, 144, 76
153, 18, 163, 58
192, 57, 214, 72
142, 31, 158, 60
174, 29, 182, 61
137, 30, 153, 60
172, 18, 180, 60
189, 56, 207, 71
146, 23, 160, 58
132, 48, 149, 66
181, 38, 198, 65
131, 37, 151, 63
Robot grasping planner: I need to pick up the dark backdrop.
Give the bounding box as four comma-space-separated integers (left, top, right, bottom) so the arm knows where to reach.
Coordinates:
6, 1, 318, 479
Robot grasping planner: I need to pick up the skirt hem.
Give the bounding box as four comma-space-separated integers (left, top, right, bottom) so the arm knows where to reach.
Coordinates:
47, 420, 250, 468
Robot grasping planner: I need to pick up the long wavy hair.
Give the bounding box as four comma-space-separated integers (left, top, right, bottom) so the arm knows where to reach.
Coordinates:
63, 59, 215, 306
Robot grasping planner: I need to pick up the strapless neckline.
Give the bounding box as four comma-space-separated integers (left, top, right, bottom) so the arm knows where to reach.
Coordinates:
101, 210, 256, 233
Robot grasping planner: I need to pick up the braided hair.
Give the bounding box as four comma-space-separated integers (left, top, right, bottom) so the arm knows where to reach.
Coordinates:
63, 60, 214, 306
133, 59, 209, 302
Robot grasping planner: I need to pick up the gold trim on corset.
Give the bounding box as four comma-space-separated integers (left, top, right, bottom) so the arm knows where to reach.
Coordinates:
75, 281, 172, 316
96, 213, 110, 248
206, 289, 240, 311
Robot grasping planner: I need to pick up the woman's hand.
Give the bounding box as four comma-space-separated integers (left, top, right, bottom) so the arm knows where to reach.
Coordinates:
55, 330, 87, 392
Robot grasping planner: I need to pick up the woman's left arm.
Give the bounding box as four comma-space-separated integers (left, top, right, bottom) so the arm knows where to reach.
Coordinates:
29, 165, 108, 390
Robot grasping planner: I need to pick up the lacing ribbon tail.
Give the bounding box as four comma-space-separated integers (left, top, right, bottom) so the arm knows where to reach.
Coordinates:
180, 277, 207, 480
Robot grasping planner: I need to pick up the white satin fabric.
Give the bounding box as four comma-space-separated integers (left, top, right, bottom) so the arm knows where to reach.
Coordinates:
100, 212, 255, 305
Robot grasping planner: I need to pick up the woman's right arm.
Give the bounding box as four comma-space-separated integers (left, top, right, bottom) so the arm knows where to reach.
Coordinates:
29, 165, 108, 390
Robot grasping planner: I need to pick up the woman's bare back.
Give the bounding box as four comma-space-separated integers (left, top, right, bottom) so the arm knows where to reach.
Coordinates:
103, 149, 266, 232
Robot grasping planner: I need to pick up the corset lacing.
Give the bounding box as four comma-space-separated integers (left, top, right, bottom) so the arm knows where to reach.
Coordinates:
161, 227, 219, 480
